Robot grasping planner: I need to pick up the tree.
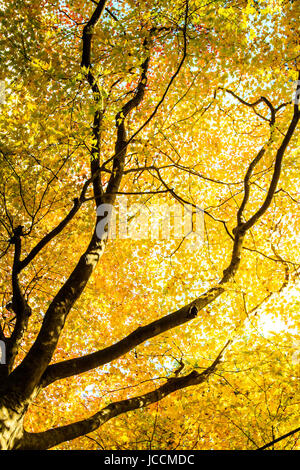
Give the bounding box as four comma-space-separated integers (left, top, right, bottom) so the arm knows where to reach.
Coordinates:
0, 0, 299, 450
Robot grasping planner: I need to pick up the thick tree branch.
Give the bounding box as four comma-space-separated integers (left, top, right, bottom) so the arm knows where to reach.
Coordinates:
39, 85, 300, 389
6, 1, 151, 400
41, 221, 243, 388
41, 285, 223, 387
4, 1, 110, 399
6, 226, 31, 371
21, 343, 228, 450
81, 0, 108, 70
105, 51, 150, 200
81, 1, 108, 207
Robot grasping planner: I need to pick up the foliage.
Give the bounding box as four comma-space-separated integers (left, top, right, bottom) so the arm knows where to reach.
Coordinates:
0, 0, 299, 450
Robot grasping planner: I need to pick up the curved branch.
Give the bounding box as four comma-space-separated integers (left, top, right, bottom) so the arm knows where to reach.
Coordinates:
18, 197, 83, 273
21, 343, 229, 450
41, 220, 243, 389
33, 75, 299, 395
219, 88, 276, 123
41, 284, 224, 387
237, 146, 266, 225
242, 92, 299, 232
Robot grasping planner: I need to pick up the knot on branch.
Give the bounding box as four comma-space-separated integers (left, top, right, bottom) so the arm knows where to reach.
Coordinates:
9, 225, 24, 244
222, 265, 233, 280
25, 304, 32, 318
83, 25, 94, 36
187, 305, 198, 319
232, 224, 246, 236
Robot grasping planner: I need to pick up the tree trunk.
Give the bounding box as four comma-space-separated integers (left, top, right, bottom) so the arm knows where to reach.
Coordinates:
0, 397, 26, 450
